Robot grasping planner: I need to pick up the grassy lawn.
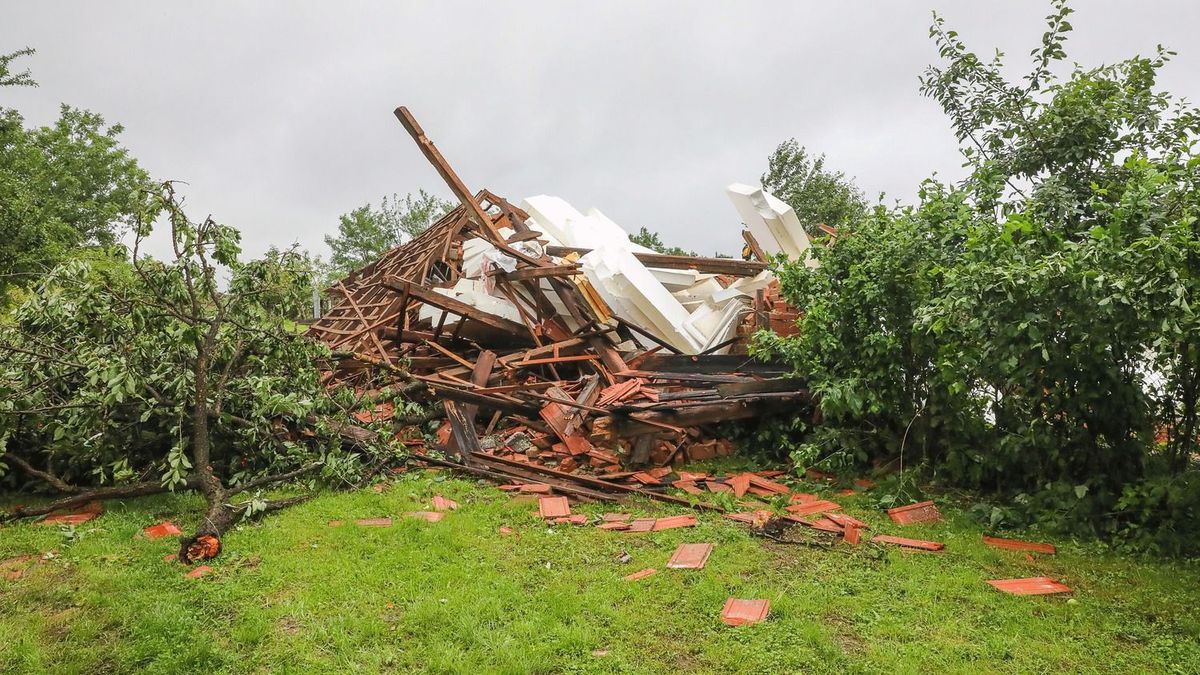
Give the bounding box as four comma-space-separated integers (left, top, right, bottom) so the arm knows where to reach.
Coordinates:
2, 468, 1199, 674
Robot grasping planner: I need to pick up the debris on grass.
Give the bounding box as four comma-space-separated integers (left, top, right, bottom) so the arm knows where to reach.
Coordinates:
40, 501, 103, 526
721, 598, 770, 626
406, 511, 445, 523
356, 517, 394, 527
987, 577, 1072, 595
431, 495, 460, 511
538, 496, 571, 519
872, 534, 945, 551
624, 568, 657, 581
143, 521, 182, 540
185, 565, 213, 579
887, 501, 942, 525
667, 543, 713, 569
982, 535, 1056, 555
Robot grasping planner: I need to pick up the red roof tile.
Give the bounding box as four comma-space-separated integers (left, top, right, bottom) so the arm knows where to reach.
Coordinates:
185, 565, 212, 579
652, 515, 698, 531
356, 517, 393, 527
431, 495, 459, 511
888, 500, 942, 525
407, 511, 445, 523
872, 534, 944, 551
666, 543, 713, 569
143, 521, 182, 540
626, 518, 657, 533
784, 500, 842, 517
987, 577, 1071, 595
538, 496, 571, 519
982, 535, 1056, 555
721, 598, 770, 626
623, 568, 657, 582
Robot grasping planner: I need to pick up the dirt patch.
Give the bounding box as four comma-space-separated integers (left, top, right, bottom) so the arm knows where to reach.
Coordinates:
826, 614, 865, 655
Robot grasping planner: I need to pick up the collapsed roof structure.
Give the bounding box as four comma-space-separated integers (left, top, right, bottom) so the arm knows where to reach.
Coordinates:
307, 107, 814, 501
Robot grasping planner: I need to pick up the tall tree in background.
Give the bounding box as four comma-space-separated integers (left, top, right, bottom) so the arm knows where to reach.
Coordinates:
0, 48, 150, 304
628, 226, 696, 256
323, 190, 452, 280
761, 140, 866, 233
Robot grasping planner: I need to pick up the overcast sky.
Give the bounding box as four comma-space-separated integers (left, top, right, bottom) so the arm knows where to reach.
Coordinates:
4, 1, 1199, 259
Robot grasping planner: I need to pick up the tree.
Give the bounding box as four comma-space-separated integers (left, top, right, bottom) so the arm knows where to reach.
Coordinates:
628, 226, 695, 256
759, 1, 1200, 552
761, 140, 866, 233
323, 190, 452, 280
0, 183, 408, 561
0, 48, 150, 305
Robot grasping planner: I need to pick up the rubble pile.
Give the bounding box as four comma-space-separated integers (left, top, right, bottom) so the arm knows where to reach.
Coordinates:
307, 107, 815, 501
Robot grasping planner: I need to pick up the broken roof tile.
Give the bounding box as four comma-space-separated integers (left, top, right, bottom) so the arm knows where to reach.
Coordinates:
747, 475, 790, 494
987, 577, 1071, 595
498, 526, 514, 535
602, 513, 632, 522
185, 565, 213, 579
706, 481, 732, 494
666, 543, 713, 569
597, 521, 632, 531
431, 495, 460, 511
784, 500, 841, 517
843, 524, 862, 545
982, 535, 1056, 555
789, 493, 817, 504
626, 518, 657, 533
631, 471, 661, 485
888, 500, 942, 525
872, 534, 944, 551
729, 473, 752, 498
826, 512, 867, 529
41, 501, 103, 526
651, 515, 698, 531
538, 496, 571, 519
143, 521, 182, 540
551, 514, 589, 525
356, 517, 393, 527
623, 568, 657, 582
518, 483, 553, 494
721, 598, 770, 626
407, 511, 445, 523
673, 480, 705, 495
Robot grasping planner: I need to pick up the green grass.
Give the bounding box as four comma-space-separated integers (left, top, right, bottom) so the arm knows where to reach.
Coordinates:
2, 470, 1198, 674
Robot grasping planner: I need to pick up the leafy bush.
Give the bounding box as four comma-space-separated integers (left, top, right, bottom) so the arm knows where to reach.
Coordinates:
758, 1, 1200, 552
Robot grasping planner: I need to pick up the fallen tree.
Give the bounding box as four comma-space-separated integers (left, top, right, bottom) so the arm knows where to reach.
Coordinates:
0, 182, 414, 560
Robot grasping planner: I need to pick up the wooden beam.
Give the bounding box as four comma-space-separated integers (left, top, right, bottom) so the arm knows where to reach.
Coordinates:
544, 246, 768, 276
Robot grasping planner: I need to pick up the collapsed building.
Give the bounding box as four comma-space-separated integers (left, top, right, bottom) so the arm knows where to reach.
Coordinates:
307, 108, 814, 501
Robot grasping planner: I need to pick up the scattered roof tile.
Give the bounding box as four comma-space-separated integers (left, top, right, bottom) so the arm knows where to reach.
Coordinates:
784, 500, 842, 517
407, 511, 445, 523
356, 517, 393, 527
987, 577, 1071, 595
538, 496, 571, 519
143, 521, 182, 540
667, 543, 713, 569
888, 500, 942, 525
185, 565, 213, 579
623, 568, 657, 582
982, 535, 1056, 555
872, 534, 944, 551
721, 598, 770, 626
652, 515, 698, 531
431, 495, 460, 511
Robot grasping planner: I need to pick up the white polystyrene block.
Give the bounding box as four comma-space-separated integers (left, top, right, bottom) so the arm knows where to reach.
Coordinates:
726, 183, 816, 267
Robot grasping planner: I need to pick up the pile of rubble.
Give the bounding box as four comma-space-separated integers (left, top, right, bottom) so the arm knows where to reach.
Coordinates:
308, 108, 815, 502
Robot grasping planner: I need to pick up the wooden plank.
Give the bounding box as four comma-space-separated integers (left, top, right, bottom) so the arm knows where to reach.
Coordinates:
463, 349, 497, 421
500, 265, 579, 282
544, 246, 768, 276
443, 400, 483, 464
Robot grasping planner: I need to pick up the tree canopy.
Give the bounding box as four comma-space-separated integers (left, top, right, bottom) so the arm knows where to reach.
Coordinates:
0, 48, 150, 305
323, 190, 452, 280
761, 140, 866, 233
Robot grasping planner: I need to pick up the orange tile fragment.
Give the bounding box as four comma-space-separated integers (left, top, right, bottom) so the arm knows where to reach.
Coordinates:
872, 534, 944, 551
597, 521, 631, 531
41, 501, 103, 526
836, 489, 857, 497
826, 512, 867, 529
982, 535, 1056, 555
626, 518, 656, 532
327, 520, 344, 527
706, 481, 732, 494
853, 478, 876, 490
784, 500, 841, 517
498, 526, 514, 536
538, 496, 571, 519
666, 543, 713, 569
888, 500, 942, 525
843, 524, 862, 545
631, 471, 661, 485
518, 483, 552, 494
652, 515, 698, 531
356, 517, 393, 527
406, 511, 444, 523
551, 514, 589, 525
602, 513, 632, 522
789, 493, 817, 504
185, 565, 213, 579
747, 475, 790, 494
729, 473, 751, 498
623, 568, 657, 582
987, 577, 1071, 595
673, 480, 705, 495
143, 521, 182, 540
721, 598, 770, 626
431, 495, 459, 512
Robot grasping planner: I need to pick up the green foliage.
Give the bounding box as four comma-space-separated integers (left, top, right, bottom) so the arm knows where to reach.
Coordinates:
628, 226, 696, 256
323, 190, 452, 281
0, 48, 151, 305
761, 140, 867, 233
760, 1, 1200, 553
0, 183, 351, 492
